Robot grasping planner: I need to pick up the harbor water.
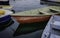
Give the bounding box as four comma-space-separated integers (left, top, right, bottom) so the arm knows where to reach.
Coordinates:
9, 0, 48, 12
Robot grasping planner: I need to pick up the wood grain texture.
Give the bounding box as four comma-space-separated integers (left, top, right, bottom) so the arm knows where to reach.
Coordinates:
12, 16, 51, 24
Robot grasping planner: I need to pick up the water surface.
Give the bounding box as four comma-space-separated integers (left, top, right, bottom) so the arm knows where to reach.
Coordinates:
10, 0, 48, 12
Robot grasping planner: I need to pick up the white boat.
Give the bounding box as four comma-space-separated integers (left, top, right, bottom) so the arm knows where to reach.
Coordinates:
41, 15, 60, 38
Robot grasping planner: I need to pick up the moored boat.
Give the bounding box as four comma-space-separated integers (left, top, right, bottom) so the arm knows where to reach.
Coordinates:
11, 6, 60, 24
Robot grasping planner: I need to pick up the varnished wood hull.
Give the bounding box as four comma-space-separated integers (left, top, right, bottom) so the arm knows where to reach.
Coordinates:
12, 16, 51, 24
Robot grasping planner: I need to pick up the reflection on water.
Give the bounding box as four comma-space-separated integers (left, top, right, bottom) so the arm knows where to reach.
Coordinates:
10, 0, 48, 12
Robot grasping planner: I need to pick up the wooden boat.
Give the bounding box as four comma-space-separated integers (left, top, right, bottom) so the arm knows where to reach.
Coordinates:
11, 6, 60, 36
11, 6, 60, 24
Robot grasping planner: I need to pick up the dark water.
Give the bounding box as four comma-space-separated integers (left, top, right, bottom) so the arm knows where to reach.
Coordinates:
9, 0, 48, 12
